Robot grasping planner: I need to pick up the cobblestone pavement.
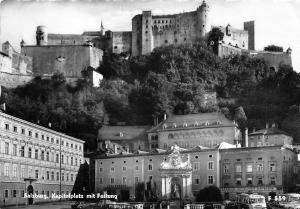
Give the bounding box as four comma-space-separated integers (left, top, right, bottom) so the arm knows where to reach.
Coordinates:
2, 201, 75, 209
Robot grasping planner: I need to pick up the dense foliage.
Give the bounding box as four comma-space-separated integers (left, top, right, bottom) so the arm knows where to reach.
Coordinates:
264, 45, 284, 52
1, 40, 300, 149
196, 186, 223, 202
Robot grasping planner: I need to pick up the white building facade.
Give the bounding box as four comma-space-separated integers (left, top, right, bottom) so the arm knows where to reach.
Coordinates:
0, 112, 85, 206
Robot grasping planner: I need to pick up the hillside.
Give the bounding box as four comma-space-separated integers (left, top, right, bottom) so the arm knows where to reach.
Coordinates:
1, 40, 300, 150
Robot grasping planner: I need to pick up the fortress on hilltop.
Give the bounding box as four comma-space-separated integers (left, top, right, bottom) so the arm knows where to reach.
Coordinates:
0, 1, 293, 89
42, 1, 254, 56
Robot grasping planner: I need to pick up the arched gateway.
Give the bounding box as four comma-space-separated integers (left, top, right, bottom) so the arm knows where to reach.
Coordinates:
159, 145, 193, 201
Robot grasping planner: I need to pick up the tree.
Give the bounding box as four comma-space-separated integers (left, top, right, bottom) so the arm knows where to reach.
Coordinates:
208, 27, 224, 54
264, 45, 283, 52
196, 186, 223, 202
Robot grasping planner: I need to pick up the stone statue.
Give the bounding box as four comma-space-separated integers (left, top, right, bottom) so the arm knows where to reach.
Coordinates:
172, 183, 180, 199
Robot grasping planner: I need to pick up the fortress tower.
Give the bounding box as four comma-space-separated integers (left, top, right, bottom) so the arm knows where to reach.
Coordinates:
36, 26, 48, 46
197, 0, 209, 38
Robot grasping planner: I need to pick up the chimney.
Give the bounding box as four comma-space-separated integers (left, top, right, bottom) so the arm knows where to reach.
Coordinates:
266, 122, 269, 129
244, 128, 249, 147
126, 147, 129, 153
164, 114, 167, 121
114, 144, 117, 154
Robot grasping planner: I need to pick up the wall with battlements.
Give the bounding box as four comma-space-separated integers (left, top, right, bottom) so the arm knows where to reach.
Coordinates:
21, 45, 103, 78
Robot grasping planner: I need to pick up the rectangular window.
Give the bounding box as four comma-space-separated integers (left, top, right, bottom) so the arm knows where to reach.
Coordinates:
148, 164, 153, 171
99, 167, 103, 172
224, 164, 229, 173
5, 142, 9, 154
35, 149, 38, 159
270, 163, 276, 172
12, 190, 17, 198
270, 177, 276, 185
208, 162, 214, 170
122, 166, 127, 172
51, 172, 54, 180
13, 165, 17, 177
62, 173, 64, 181
21, 167, 25, 178
14, 126, 17, 132
20, 146, 25, 157
5, 124, 9, 130
258, 178, 263, 185
71, 174, 73, 181
193, 162, 200, 170
46, 171, 50, 180
28, 167, 32, 178
66, 173, 69, 181
135, 177, 139, 183
5, 164, 9, 176
35, 169, 39, 179
235, 164, 242, 173
194, 176, 200, 185
56, 172, 59, 181
257, 163, 263, 172
122, 177, 127, 184
135, 165, 139, 171
41, 151, 45, 161
5, 190, 9, 198
46, 152, 49, 161
247, 178, 253, 185
56, 154, 59, 163
99, 177, 103, 184
236, 178, 241, 186
21, 129, 25, 134
110, 167, 115, 172
110, 177, 115, 184
13, 144, 17, 156
246, 164, 253, 172
28, 148, 32, 158
28, 131, 32, 137
208, 175, 214, 185
35, 133, 39, 138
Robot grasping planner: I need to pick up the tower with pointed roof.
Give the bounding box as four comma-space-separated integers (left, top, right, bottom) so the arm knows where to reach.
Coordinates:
100, 20, 105, 36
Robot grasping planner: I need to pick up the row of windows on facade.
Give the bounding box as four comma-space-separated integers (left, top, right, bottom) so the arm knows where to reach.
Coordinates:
166, 130, 225, 139
2, 142, 81, 166
162, 121, 222, 130
3, 123, 82, 151
162, 141, 217, 149
224, 176, 277, 187
99, 161, 214, 173
1, 190, 71, 199
223, 163, 277, 173
2, 164, 76, 182
100, 175, 215, 186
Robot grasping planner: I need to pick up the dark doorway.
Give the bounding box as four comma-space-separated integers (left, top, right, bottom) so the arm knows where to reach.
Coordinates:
120, 190, 130, 201
27, 185, 34, 205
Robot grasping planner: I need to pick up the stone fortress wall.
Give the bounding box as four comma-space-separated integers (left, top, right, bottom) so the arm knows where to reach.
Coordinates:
21, 45, 103, 78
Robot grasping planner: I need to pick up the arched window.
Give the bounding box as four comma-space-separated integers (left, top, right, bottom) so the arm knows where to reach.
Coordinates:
163, 124, 167, 129
168, 133, 174, 139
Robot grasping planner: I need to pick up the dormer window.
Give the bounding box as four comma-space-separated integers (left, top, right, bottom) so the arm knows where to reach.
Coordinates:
183, 122, 188, 128
119, 132, 123, 137
205, 121, 210, 126
194, 122, 199, 127
172, 123, 177, 128
216, 120, 221, 125
163, 124, 167, 129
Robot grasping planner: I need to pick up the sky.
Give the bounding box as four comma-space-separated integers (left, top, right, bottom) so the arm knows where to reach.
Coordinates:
0, 0, 299, 71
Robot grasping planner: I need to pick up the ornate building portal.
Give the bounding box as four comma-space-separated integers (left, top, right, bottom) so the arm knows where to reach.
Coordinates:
160, 145, 193, 201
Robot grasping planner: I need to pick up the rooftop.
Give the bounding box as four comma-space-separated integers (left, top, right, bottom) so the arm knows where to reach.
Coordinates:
148, 112, 235, 133
98, 125, 151, 141
248, 127, 291, 137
